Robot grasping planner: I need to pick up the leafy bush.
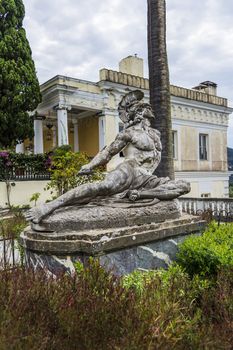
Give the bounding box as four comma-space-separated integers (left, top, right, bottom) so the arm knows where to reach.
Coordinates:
0, 260, 232, 349
0, 209, 27, 268
46, 147, 105, 196
122, 263, 210, 301
0, 151, 49, 179
177, 222, 233, 278
229, 184, 233, 197
29, 192, 41, 207
0, 210, 27, 239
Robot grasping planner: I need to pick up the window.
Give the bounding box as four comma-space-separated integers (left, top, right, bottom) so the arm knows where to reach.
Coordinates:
199, 134, 208, 160
172, 131, 178, 159
201, 193, 211, 198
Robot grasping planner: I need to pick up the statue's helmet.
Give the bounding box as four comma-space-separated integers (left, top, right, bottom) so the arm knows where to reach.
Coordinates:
118, 90, 155, 124
118, 90, 144, 123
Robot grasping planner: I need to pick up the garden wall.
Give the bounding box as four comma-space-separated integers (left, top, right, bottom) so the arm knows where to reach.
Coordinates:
0, 181, 51, 208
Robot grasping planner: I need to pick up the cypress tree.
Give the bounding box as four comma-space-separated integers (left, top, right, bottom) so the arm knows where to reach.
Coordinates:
0, 0, 41, 148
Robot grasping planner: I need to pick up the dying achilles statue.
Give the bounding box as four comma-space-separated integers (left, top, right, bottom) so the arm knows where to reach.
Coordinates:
26, 90, 190, 224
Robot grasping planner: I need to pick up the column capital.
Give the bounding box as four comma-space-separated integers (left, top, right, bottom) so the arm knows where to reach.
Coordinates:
96, 111, 105, 117
33, 114, 46, 121
54, 104, 72, 111
72, 118, 79, 125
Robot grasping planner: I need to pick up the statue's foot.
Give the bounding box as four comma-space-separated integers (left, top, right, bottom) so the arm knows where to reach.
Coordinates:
24, 204, 52, 224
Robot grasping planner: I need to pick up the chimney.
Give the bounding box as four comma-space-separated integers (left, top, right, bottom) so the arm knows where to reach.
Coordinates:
192, 81, 217, 95
119, 55, 144, 78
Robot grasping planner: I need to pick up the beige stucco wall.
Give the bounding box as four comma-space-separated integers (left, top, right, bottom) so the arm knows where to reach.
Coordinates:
78, 116, 99, 157
211, 130, 228, 171
105, 115, 117, 146
189, 180, 225, 198
178, 125, 227, 172
43, 127, 54, 152
0, 181, 51, 208
180, 126, 198, 171
179, 176, 228, 198
212, 181, 227, 198
185, 181, 199, 197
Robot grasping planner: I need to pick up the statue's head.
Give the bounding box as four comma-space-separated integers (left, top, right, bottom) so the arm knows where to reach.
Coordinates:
118, 90, 155, 127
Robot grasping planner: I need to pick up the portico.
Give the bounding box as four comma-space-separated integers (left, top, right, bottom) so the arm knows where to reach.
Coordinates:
25, 75, 108, 157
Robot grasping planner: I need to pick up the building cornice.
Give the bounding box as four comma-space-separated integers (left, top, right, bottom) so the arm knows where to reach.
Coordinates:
40, 75, 99, 93
99, 68, 229, 108
171, 104, 229, 127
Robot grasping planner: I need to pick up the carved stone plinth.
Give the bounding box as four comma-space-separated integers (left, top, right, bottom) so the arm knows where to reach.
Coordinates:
20, 200, 206, 275
31, 199, 181, 233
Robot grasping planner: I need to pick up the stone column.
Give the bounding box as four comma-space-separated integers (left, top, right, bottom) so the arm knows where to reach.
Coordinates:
98, 114, 106, 151
52, 125, 57, 149
56, 106, 69, 146
73, 120, 79, 152
34, 117, 44, 154
15, 142, 25, 153
104, 111, 118, 171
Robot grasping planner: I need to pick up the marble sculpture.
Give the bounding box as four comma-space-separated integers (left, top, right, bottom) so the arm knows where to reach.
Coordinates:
26, 90, 190, 224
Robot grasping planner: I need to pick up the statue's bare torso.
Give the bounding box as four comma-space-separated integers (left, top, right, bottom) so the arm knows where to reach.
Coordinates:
122, 126, 161, 174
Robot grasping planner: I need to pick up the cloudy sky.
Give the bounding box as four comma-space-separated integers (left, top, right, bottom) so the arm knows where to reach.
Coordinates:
23, 0, 233, 147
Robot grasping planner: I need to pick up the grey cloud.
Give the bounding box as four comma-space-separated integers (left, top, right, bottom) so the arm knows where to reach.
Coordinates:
23, 0, 233, 147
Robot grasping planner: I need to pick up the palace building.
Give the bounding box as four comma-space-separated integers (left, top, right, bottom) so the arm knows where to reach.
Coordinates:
18, 55, 233, 198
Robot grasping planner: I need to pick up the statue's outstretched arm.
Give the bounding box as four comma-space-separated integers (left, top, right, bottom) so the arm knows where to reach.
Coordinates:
79, 131, 130, 174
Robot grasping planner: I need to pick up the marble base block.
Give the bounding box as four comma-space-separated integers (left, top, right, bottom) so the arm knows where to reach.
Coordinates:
20, 200, 206, 275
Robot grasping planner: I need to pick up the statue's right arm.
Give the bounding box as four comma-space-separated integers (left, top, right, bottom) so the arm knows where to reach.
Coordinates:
78, 131, 131, 174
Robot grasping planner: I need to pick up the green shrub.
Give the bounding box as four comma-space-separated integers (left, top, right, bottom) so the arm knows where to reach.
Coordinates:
29, 192, 41, 207
229, 184, 233, 197
122, 263, 210, 302
0, 211, 27, 239
177, 222, 233, 278
46, 147, 105, 196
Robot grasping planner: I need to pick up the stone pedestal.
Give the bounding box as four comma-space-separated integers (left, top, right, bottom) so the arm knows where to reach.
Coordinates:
20, 200, 206, 275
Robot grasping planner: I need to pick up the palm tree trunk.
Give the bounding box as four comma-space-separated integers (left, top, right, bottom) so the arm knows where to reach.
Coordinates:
147, 0, 174, 179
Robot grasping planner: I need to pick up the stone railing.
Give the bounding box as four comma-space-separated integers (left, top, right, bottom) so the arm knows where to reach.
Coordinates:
179, 197, 233, 216
99, 69, 228, 107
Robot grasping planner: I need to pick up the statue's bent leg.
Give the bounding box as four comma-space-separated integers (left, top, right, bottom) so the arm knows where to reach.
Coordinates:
148, 179, 191, 200
25, 164, 134, 223
135, 179, 190, 200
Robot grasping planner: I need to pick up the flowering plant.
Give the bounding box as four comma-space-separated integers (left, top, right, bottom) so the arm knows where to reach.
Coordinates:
45, 147, 105, 196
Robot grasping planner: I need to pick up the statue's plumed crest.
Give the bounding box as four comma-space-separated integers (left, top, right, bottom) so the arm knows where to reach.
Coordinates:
118, 90, 144, 123
118, 90, 144, 110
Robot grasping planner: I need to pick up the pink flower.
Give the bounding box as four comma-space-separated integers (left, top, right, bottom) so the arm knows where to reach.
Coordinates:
0, 151, 9, 158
